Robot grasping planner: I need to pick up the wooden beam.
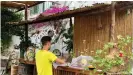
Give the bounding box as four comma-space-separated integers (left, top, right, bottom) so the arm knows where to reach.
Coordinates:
1, 1, 44, 11
16, 1, 45, 12
25, 4, 28, 49
1, 1, 25, 9
16, 4, 110, 25
131, 9, 133, 38
110, 1, 116, 42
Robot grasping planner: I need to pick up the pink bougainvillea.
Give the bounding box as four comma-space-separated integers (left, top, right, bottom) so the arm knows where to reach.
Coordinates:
32, 23, 46, 28
43, 6, 69, 15
32, 6, 69, 28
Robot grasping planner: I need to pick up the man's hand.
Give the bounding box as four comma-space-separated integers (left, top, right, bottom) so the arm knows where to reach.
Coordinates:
55, 58, 65, 64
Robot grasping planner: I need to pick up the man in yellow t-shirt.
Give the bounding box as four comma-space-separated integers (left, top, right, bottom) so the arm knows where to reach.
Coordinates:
35, 36, 65, 75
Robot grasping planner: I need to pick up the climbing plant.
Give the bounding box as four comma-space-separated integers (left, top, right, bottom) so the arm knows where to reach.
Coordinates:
54, 18, 73, 53
63, 23, 73, 53
92, 35, 133, 73
1, 7, 24, 53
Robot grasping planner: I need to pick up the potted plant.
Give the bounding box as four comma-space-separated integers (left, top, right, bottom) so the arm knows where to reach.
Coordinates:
6, 50, 20, 75
24, 46, 35, 62
92, 35, 133, 74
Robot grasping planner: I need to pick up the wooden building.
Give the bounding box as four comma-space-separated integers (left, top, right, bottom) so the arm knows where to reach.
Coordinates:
74, 2, 133, 56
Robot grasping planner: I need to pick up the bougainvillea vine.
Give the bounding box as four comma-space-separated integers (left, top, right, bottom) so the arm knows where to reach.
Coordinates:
32, 6, 69, 28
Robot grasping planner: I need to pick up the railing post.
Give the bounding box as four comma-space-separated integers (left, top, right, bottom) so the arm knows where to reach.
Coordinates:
25, 4, 28, 49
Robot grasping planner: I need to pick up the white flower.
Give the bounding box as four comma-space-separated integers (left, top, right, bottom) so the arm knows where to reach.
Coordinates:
121, 63, 124, 66
81, 59, 87, 65
91, 51, 94, 53
117, 35, 122, 39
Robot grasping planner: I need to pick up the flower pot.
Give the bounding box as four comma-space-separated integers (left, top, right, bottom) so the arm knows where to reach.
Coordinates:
24, 47, 35, 61
109, 65, 127, 72
105, 72, 122, 75
105, 72, 132, 75
24, 50, 35, 61
108, 66, 119, 73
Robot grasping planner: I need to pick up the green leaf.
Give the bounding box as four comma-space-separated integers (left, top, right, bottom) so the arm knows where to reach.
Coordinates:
54, 23, 73, 53
54, 28, 66, 43
103, 44, 109, 50
1, 7, 23, 53
96, 49, 102, 54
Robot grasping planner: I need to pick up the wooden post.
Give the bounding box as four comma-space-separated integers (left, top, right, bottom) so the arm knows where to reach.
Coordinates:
11, 65, 18, 75
131, 10, 133, 66
70, 17, 72, 26
110, 1, 116, 42
132, 9, 133, 36
25, 4, 28, 49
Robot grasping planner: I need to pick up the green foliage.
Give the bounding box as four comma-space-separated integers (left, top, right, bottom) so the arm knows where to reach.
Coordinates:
1, 7, 24, 53
92, 35, 133, 73
62, 24, 73, 53
54, 23, 73, 53
54, 27, 66, 43
19, 36, 36, 58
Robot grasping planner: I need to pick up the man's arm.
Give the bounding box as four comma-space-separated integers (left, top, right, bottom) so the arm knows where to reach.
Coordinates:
55, 58, 65, 64
49, 52, 65, 64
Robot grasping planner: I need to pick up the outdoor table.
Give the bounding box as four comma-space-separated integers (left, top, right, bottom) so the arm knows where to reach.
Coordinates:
19, 58, 102, 75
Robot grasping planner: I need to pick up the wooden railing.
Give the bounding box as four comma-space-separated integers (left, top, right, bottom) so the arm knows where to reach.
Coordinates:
53, 66, 101, 75
19, 59, 101, 75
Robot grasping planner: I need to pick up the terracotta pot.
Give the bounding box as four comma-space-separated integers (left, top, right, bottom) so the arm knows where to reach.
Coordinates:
105, 72, 122, 75
108, 65, 126, 73
108, 66, 119, 73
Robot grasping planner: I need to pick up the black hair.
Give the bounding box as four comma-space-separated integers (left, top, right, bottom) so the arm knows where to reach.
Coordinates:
41, 36, 51, 46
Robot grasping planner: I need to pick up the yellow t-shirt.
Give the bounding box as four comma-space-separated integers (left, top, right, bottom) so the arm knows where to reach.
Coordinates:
35, 50, 57, 75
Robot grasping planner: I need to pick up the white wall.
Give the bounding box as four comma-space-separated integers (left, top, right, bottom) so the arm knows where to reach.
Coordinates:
8, 36, 21, 51
2, 36, 21, 56
28, 18, 71, 53
57, 1, 111, 10
7, 1, 111, 54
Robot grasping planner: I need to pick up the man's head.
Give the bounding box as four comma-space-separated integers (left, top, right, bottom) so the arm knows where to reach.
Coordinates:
41, 36, 51, 50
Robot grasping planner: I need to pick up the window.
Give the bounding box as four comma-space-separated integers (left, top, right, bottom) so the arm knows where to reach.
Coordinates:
42, 2, 53, 12
30, 5, 39, 16
29, 2, 53, 16
34, 5, 39, 14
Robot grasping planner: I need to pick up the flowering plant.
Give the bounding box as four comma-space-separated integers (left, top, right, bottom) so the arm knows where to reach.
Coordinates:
92, 35, 133, 73
32, 6, 69, 28
44, 6, 69, 14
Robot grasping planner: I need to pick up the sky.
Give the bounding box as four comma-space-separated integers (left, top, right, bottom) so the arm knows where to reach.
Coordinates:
55, 1, 111, 10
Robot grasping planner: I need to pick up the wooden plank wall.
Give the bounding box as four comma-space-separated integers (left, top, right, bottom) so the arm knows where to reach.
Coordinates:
74, 9, 133, 56
115, 9, 133, 39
